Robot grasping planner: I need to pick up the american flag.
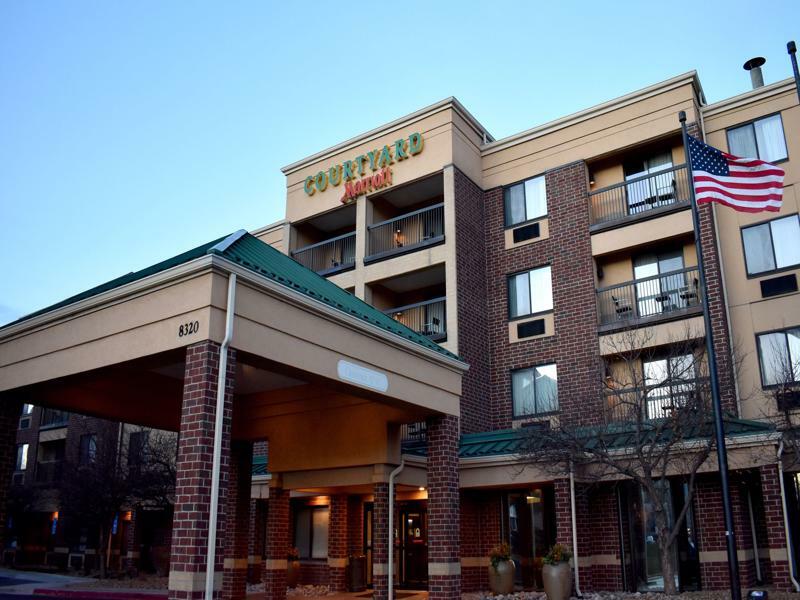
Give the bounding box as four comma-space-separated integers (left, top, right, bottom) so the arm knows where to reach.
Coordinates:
688, 135, 784, 213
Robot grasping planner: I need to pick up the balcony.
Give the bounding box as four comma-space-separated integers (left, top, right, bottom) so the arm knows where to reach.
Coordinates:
291, 232, 356, 276
589, 165, 690, 228
34, 460, 63, 485
366, 203, 444, 263
384, 297, 446, 342
604, 378, 709, 423
40, 408, 69, 429
400, 421, 427, 455
597, 266, 703, 331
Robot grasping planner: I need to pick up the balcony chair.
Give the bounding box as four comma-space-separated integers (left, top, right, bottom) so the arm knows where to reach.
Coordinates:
422, 316, 441, 337
612, 295, 633, 319
678, 277, 699, 306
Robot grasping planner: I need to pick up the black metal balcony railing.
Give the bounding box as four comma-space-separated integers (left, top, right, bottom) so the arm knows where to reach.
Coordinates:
35, 460, 63, 485
589, 165, 690, 226
367, 203, 444, 261
291, 231, 356, 276
40, 408, 69, 428
605, 378, 709, 423
384, 297, 446, 342
597, 266, 702, 328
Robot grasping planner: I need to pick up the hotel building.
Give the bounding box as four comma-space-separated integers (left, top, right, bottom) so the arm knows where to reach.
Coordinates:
0, 63, 798, 599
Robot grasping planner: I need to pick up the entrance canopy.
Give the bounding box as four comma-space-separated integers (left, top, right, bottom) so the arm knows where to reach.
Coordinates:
0, 230, 466, 473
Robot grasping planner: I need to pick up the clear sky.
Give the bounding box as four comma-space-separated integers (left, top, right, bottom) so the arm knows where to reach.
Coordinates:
1, 1, 799, 325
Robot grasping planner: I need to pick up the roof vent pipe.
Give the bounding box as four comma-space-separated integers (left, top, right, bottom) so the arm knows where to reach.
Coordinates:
743, 57, 766, 89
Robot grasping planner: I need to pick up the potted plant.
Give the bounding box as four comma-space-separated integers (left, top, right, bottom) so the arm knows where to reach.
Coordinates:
487, 542, 515, 595
286, 547, 301, 588
542, 544, 572, 600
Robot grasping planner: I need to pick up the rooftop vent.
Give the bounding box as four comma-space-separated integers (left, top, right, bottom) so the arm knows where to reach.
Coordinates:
743, 57, 766, 89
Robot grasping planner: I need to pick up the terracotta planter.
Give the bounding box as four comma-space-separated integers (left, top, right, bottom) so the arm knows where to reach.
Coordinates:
287, 560, 301, 588
542, 562, 572, 600
488, 559, 515, 595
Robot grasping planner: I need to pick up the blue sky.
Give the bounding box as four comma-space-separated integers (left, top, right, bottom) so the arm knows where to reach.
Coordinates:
1, 1, 798, 324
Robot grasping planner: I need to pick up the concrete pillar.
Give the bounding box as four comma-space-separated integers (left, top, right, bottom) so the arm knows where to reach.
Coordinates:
222, 441, 252, 600
760, 463, 793, 590
248, 499, 267, 584
168, 341, 235, 600
0, 398, 21, 553
264, 480, 289, 600
328, 495, 349, 591
426, 414, 461, 600
372, 480, 390, 600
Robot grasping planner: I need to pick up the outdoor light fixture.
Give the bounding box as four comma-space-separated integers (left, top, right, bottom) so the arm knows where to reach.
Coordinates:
418, 486, 425, 491
526, 489, 543, 504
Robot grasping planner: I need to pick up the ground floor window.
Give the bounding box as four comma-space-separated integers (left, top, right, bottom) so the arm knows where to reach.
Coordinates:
294, 505, 329, 559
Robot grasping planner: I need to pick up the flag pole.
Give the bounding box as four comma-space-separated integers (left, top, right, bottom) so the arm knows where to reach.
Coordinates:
788, 41, 800, 104
679, 110, 741, 600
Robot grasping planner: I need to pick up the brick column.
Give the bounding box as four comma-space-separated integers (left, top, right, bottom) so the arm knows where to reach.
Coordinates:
122, 509, 139, 575
347, 496, 363, 557
248, 499, 267, 584
327, 495, 348, 591
554, 478, 573, 547
168, 341, 235, 600
264, 482, 289, 600
372, 481, 390, 600
0, 397, 21, 552
427, 414, 460, 600
760, 464, 793, 591
222, 441, 252, 600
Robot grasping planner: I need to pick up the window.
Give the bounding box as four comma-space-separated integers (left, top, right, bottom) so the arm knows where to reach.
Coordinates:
643, 355, 697, 419
294, 506, 329, 559
21, 404, 33, 416
512, 364, 558, 417
727, 114, 788, 163
504, 175, 547, 227
742, 215, 800, 276
508, 266, 553, 318
624, 151, 675, 213
128, 431, 149, 467
79, 434, 97, 466
758, 328, 800, 387
16, 444, 28, 471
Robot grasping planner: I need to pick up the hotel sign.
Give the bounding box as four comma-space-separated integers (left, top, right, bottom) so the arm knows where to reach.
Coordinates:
303, 132, 424, 204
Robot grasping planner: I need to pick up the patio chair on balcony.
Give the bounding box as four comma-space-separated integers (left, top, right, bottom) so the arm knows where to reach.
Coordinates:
612, 295, 633, 319
422, 317, 441, 337
679, 277, 699, 306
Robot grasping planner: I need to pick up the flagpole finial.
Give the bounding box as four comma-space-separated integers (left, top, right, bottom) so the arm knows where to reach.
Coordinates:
679, 110, 687, 123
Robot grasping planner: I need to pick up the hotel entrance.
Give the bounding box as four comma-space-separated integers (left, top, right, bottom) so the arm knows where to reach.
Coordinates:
399, 502, 428, 588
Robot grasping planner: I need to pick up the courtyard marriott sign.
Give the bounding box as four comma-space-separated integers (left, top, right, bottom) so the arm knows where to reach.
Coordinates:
303, 132, 424, 204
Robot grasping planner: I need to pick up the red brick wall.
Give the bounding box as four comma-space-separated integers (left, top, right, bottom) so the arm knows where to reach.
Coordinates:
347, 496, 363, 556
247, 499, 266, 584
454, 167, 491, 434
328, 494, 348, 591
265, 486, 289, 600
760, 463, 792, 591
373, 482, 389, 600
484, 161, 601, 429
222, 441, 252, 600
298, 560, 329, 586
169, 341, 235, 600
460, 489, 502, 592
585, 485, 623, 591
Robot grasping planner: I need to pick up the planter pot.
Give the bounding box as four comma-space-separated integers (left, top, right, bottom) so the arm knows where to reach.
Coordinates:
542, 562, 572, 600
287, 560, 301, 588
488, 559, 515, 595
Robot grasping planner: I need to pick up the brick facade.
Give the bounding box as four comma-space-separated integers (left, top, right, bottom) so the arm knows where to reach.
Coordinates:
484, 161, 601, 429
222, 441, 252, 600
459, 489, 502, 592
454, 167, 491, 434
372, 481, 389, 600
168, 341, 235, 600
760, 464, 793, 591
247, 499, 266, 584
328, 494, 348, 591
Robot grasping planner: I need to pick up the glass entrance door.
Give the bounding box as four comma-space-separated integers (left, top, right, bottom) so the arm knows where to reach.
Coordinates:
400, 506, 428, 588
503, 487, 555, 590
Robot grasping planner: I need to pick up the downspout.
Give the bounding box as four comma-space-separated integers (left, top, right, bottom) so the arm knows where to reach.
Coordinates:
777, 441, 800, 592
205, 273, 237, 600
746, 486, 762, 583
388, 459, 405, 600
570, 462, 582, 597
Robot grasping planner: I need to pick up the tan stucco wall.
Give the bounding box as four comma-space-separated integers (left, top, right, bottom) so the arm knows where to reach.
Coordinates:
703, 83, 800, 421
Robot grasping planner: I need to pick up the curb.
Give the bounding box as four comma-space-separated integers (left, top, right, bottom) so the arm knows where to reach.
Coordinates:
32, 589, 168, 600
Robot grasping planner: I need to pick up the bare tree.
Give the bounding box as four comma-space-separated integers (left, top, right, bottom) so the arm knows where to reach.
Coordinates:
757, 329, 800, 465
517, 324, 720, 594
58, 419, 177, 578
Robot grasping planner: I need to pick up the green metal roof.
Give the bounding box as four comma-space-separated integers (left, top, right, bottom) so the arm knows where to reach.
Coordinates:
3, 230, 458, 360
252, 455, 268, 477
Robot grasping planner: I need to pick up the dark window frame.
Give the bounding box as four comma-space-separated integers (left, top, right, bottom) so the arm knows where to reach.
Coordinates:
756, 326, 800, 389
79, 434, 97, 466
725, 112, 789, 164
506, 264, 554, 321
503, 174, 548, 228
740, 213, 800, 279
510, 363, 559, 418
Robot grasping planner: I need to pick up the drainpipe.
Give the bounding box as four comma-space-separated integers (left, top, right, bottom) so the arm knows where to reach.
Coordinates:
746, 487, 762, 583
570, 462, 582, 597
388, 459, 405, 600
777, 441, 800, 592
205, 273, 237, 600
